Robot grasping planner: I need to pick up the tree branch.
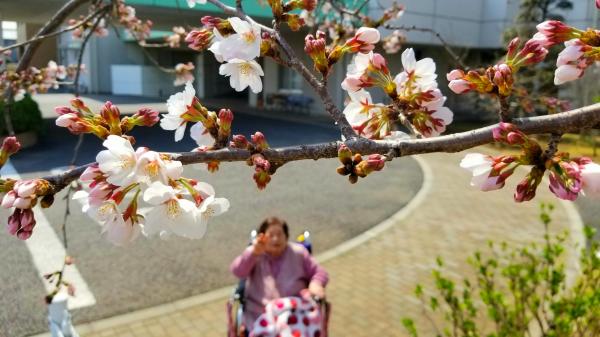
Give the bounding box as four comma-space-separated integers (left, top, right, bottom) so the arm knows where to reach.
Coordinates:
42, 103, 600, 194
384, 24, 467, 69
16, 0, 91, 73
0, 5, 108, 54
205, 0, 357, 139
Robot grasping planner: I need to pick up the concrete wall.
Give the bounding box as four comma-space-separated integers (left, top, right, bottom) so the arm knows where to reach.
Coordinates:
371, 0, 596, 49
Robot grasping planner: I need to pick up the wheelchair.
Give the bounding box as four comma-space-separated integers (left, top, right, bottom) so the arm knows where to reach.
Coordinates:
226, 230, 330, 337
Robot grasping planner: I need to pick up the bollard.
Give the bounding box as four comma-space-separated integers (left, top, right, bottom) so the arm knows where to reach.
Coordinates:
47, 292, 79, 337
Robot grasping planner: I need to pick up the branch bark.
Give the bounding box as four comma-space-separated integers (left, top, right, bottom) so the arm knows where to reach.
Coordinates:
42, 103, 600, 195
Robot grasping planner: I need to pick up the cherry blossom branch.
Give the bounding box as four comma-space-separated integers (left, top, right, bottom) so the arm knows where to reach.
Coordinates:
16, 0, 91, 73
42, 102, 600, 194
384, 24, 467, 69
204, 0, 357, 139
0, 5, 108, 54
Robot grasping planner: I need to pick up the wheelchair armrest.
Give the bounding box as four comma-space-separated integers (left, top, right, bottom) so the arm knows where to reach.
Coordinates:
232, 279, 246, 303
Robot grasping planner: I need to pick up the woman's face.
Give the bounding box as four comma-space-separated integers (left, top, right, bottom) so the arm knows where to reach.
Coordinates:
264, 224, 287, 256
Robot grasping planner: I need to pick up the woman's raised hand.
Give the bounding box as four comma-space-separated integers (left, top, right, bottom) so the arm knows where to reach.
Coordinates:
252, 233, 269, 256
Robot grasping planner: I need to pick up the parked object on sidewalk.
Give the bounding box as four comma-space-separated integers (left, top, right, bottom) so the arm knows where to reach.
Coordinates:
48, 292, 79, 337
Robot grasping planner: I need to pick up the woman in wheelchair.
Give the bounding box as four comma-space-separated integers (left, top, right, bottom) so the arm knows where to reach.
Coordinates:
229, 217, 329, 337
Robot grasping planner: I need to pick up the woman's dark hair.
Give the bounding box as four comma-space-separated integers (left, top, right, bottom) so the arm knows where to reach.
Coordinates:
258, 217, 289, 238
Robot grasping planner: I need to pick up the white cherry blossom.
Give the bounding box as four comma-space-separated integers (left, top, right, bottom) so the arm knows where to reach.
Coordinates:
161, 81, 196, 141
219, 59, 264, 93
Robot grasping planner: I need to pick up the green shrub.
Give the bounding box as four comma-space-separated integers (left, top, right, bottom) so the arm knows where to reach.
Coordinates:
402, 203, 600, 337
0, 95, 44, 135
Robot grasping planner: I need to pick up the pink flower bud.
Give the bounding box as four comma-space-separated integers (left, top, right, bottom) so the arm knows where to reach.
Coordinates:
535, 20, 575, 46
16, 180, 37, 198
516, 39, 548, 65
185, 29, 213, 51
7, 213, 20, 235
1, 136, 20, 156
251, 132, 269, 150
446, 69, 464, 81
70, 98, 90, 113
13, 197, 33, 209
2, 190, 16, 208
597, 0, 600, 9
100, 101, 121, 130
17, 230, 32, 240
230, 134, 249, 149
371, 53, 388, 72
133, 108, 160, 127
55, 106, 77, 116
448, 79, 472, 94
218, 109, 234, 125
506, 37, 520, 60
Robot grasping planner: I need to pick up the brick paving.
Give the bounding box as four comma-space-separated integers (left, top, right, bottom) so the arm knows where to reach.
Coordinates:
53, 151, 580, 337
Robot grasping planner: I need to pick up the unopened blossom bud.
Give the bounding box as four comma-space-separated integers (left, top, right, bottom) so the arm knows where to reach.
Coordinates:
218, 109, 234, 137
506, 37, 520, 60
70, 97, 91, 114
514, 166, 544, 202
207, 161, 220, 173
492, 122, 530, 146
201, 16, 227, 29
100, 101, 122, 135
121, 108, 160, 133
0, 136, 21, 168
485, 63, 513, 97
252, 154, 271, 172
55, 106, 77, 116
251, 132, 269, 151
547, 158, 582, 201
253, 168, 271, 190
574, 157, 600, 198
514, 39, 548, 66
447, 69, 474, 94
284, 13, 304, 31
535, 20, 578, 47
185, 29, 213, 51
7, 208, 36, 240
305, 32, 328, 76
597, 0, 600, 9
230, 134, 250, 149
354, 154, 385, 177
338, 144, 353, 166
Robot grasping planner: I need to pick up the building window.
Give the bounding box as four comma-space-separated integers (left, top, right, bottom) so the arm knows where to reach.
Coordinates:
278, 65, 303, 90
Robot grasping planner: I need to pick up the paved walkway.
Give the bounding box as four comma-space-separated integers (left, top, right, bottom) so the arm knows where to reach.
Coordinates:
32, 150, 583, 337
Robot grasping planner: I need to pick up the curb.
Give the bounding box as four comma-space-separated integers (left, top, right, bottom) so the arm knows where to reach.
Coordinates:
29, 156, 432, 337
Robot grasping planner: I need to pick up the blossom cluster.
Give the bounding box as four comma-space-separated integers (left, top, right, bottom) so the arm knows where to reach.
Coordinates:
341, 41, 453, 138
73, 135, 229, 246
55, 98, 159, 139
447, 20, 600, 98
533, 20, 600, 85
461, 123, 600, 202
0, 136, 52, 241
336, 144, 385, 184
0, 61, 83, 101
115, 0, 153, 42
229, 131, 275, 189
68, 16, 108, 39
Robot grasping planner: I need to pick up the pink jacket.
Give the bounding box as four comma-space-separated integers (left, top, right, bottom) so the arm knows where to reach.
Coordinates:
230, 242, 329, 329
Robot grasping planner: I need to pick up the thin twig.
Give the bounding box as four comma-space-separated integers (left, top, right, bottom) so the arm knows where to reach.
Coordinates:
384, 24, 467, 69
0, 6, 108, 53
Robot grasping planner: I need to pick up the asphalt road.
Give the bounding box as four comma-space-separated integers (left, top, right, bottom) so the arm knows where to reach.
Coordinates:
0, 112, 423, 337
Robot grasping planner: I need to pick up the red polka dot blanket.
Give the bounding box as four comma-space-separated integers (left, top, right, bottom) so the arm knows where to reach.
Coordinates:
250, 296, 323, 337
